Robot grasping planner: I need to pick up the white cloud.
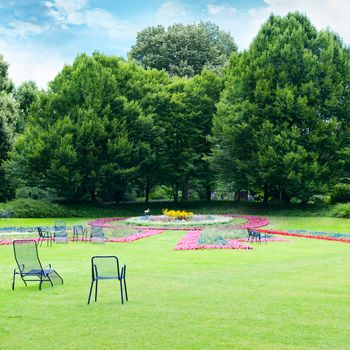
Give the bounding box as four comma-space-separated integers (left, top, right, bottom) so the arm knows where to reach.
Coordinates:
207, 4, 236, 16
0, 20, 48, 38
0, 41, 68, 88
200, 0, 350, 50
156, 1, 192, 26
45, 0, 129, 39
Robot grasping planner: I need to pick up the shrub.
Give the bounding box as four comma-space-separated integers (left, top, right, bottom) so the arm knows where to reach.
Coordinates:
0, 199, 70, 218
331, 203, 350, 218
16, 186, 60, 201
331, 183, 350, 203
308, 194, 331, 205
149, 186, 173, 200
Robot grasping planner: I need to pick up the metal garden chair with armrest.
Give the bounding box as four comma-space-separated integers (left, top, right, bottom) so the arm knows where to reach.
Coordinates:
73, 225, 88, 242
247, 228, 267, 244
37, 227, 53, 246
12, 239, 63, 290
87, 256, 128, 305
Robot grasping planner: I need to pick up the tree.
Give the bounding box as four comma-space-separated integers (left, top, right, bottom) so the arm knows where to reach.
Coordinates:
8, 54, 144, 202
129, 22, 237, 77
181, 70, 223, 201
210, 12, 350, 203
0, 54, 17, 200
14, 80, 39, 133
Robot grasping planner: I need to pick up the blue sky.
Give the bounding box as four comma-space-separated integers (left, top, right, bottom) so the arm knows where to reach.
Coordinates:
0, 0, 349, 87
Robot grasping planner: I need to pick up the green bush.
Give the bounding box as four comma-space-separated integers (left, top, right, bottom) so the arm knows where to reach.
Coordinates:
308, 194, 331, 204
0, 199, 70, 218
149, 186, 173, 200
331, 183, 350, 203
331, 203, 350, 218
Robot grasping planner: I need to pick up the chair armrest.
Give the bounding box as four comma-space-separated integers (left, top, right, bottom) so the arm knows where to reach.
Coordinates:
43, 264, 52, 269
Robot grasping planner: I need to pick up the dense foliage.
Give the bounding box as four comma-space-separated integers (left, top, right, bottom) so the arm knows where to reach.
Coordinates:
0, 13, 349, 205
7, 53, 222, 202
129, 22, 237, 77
0, 55, 18, 200
210, 13, 350, 203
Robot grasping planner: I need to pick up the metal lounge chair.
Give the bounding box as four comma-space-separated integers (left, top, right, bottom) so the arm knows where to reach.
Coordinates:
54, 221, 68, 243
37, 227, 53, 246
12, 239, 63, 290
87, 256, 128, 304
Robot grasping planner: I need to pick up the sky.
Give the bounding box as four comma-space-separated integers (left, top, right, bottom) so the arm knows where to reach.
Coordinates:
1, 0, 350, 88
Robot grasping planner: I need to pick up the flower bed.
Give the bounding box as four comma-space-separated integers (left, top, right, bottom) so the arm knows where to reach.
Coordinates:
224, 215, 270, 229
123, 214, 237, 227
108, 229, 165, 242
256, 228, 350, 244
88, 217, 127, 228
175, 230, 253, 250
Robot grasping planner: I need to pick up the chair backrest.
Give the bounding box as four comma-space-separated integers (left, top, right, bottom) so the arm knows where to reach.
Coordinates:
73, 225, 83, 235
54, 221, 67, 242
90, 225, 104, 243
37, 227, 43, 238
55, 221, 66, 231
13, 239, 43, 273
91, 256, 121, 279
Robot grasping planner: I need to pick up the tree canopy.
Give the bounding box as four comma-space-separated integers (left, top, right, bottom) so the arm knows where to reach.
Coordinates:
129, 22, 237, 77
3, 14, 350, 204
209, 12, 350, 202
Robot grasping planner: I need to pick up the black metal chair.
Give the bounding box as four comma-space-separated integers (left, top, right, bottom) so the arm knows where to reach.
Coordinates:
247, 228, 267, 244
37, 227, 53, 246
87, 256, 128, 305
54, 221, 68, 243
73, 225, 88, 242
12, 239, 63, 290
90, 225, 104, 243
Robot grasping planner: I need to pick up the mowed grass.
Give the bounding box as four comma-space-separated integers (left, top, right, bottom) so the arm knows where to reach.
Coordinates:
0, 216, 350, 350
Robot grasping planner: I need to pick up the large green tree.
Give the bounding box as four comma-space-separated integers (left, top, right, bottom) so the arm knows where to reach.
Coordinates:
8, 54, 151, 202
0, 55, 17, 200
210, 13, 350, 203
129, 22, 237, 77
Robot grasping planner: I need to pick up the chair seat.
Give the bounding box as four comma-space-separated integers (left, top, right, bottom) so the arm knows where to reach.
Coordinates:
96, 276, 121, 280
22, 269, 53, 276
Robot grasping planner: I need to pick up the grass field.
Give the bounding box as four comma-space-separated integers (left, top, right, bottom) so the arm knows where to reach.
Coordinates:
0, 214, 349, 350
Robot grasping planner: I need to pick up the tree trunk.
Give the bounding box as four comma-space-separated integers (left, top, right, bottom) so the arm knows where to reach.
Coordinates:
89, 186, 96, 202
181, 180, 190, 201
115, 189, 123, 203
144, 178, 150, 204
237, 190, 241, 202
263, 184, 269, 204
205, 184, 211, 202
173, 182, 179, 202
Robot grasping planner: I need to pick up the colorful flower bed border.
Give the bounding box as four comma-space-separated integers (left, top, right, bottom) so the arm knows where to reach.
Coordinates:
256, 229, 350, 244
88, 215, 270, 231
175, 230, 253, 251
108, 229, 164, 243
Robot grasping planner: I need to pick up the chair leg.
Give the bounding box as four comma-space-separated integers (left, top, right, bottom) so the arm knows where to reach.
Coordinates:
12, 271, 16, 290
123, 278, 128, 302
87, 281, 94, 304
95, 280, 98, 302
119, 280, 124, 304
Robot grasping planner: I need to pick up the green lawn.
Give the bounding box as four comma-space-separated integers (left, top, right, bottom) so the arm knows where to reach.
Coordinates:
0, 215, 349, 350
